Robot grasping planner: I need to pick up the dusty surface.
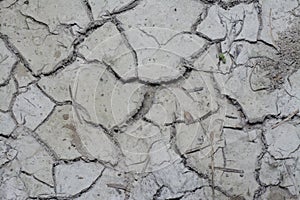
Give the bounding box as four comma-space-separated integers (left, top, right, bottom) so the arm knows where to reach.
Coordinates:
0, 0, 300, 199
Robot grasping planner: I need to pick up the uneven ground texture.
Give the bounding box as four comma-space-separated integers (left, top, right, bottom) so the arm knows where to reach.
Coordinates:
0, 0, 300, 199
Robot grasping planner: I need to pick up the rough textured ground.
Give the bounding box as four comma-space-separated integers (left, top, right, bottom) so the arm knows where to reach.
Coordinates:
0, 0, 300, 199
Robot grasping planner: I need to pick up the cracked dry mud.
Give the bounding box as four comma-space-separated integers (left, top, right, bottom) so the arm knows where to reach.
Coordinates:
0, 0, 300, 200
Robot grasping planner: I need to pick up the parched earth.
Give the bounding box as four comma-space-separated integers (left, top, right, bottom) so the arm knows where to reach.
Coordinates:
0, 0, 300, 199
